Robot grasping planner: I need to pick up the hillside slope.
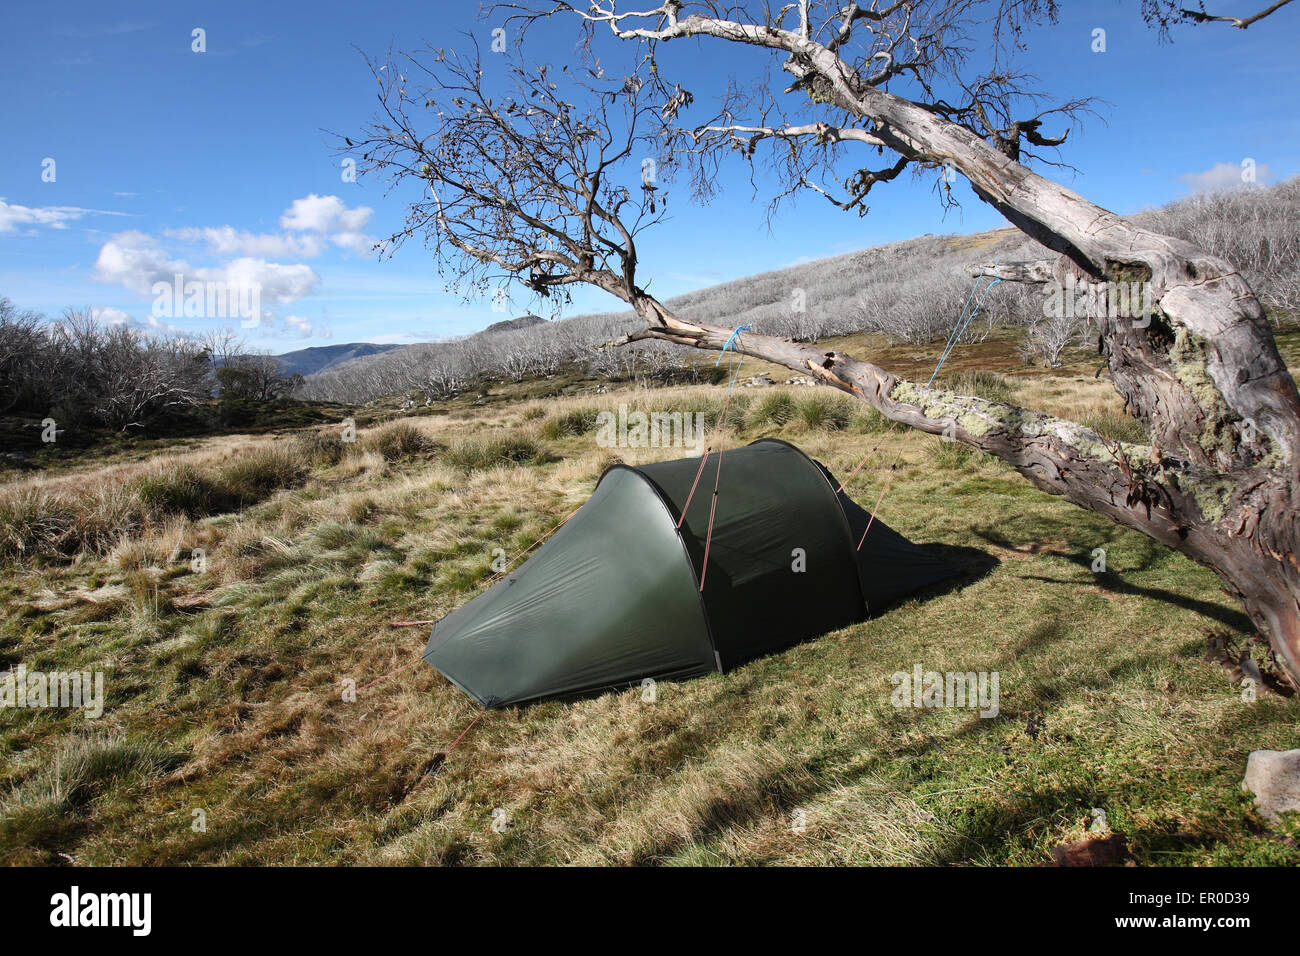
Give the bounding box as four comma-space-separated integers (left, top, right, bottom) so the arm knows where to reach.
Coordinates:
273, 343, 403, 377
299, 177, 1300, 406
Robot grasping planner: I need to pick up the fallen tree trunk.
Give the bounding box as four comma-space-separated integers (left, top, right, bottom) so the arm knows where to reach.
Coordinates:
571, 6, 1300, 690
364, 5, 1300, 688
610, 279, 1300, 691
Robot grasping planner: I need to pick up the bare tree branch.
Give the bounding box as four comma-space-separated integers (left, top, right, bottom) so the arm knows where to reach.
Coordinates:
366, 3, 1300, 689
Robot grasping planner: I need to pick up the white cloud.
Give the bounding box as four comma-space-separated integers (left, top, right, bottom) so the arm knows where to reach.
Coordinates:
90, 306, 134, 325
1178, 161, 1273, 193
0, 198, 127, 233
280, 194, 378, 256
283, 314, 329, 339
90, 305, 187, 337
280, 194, 369, 232
92, 230, 185, 294
87, 195, 377, 336
92, 230, 320, 305
166, 225, 324, 259
142, 194, 379, 264
218, 257, 320, 305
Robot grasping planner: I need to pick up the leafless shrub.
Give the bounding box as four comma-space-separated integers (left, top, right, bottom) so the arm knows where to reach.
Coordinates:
0, 307, 212, 431
1019, 308, 1090, 368
1132, 177, 1300, 318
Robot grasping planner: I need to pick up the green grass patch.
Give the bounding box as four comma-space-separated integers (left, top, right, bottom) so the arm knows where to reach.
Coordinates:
851, 406, 896, 433
540, 407, 601, 439
748, 392, 798, 429
447, 435, 548, 470
794, 393, 853, 431
1080, 411, 1150, 445
929, 437, 983, 469
361, 422, 438, 462
936, 370, 1020, 404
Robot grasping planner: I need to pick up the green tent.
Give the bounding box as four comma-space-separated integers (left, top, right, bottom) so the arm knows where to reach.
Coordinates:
424, 438, 957, 706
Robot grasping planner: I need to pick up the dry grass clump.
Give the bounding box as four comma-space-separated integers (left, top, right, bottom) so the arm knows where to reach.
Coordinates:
540, 406, 602, 439
447, 434, 547, 471
935, 370, 1020, 405
0, 418, 445, 562
293, 428, 349, 467
1078, 411, 1150, 444
0, 444, 306, 560
361, 421, 440, 462
0, 733, 183, 847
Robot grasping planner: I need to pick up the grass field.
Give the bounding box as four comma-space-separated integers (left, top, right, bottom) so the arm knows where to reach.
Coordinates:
1, 331, 1298, 865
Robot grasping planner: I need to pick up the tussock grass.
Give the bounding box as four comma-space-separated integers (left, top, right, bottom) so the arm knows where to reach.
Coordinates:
748, 392, 798, 429
1, 363, 1297, 866
1079, 411, 1151, 445
0, 445, 307, 560
851, 406, 896, 434
293, 428, 348, 467
0, 418, 454, 562
447, 435, 547, 471
936, 370, 1020, 405
929, 437, 987, 469
540, 407, 601, 439
0, 734, 183, 846
698, 393, 751, 432
361, 421, 439, 462
793, 393, 853, 431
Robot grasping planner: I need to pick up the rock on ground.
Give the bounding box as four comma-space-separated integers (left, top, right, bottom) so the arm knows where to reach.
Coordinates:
1242, 748, 1300, 825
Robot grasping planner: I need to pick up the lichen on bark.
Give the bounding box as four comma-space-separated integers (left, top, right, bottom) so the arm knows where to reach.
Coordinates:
1168, 325, 1238, 460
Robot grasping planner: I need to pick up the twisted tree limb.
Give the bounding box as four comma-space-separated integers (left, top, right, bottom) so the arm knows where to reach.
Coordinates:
560, 1, 1300, 687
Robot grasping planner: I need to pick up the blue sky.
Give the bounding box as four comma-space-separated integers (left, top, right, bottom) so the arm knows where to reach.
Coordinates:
1, 1, 1297, 351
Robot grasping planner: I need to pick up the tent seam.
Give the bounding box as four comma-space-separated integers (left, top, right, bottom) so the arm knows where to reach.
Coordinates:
747, 437, 872, 617
597, 464, 724, 674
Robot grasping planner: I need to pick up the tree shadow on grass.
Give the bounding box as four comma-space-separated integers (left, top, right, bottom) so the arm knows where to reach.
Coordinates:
1021, 570, 1254, 634
653, 616, 1257, 865
970, 520, 1171, 574
967, 518, 1254, 635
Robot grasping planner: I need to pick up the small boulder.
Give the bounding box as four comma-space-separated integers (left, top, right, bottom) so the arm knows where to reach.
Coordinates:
1242, 748, 1300, 825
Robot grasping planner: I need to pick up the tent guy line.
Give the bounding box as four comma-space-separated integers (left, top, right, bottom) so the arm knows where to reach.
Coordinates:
836, 264, 1003, 550
695, 323, 752, 591
674, 323, 751, 532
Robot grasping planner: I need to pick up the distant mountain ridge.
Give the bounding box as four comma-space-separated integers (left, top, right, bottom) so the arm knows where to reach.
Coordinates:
483, 314, 547, 334
272, 343, 403, 377
275, 317, 547, 376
